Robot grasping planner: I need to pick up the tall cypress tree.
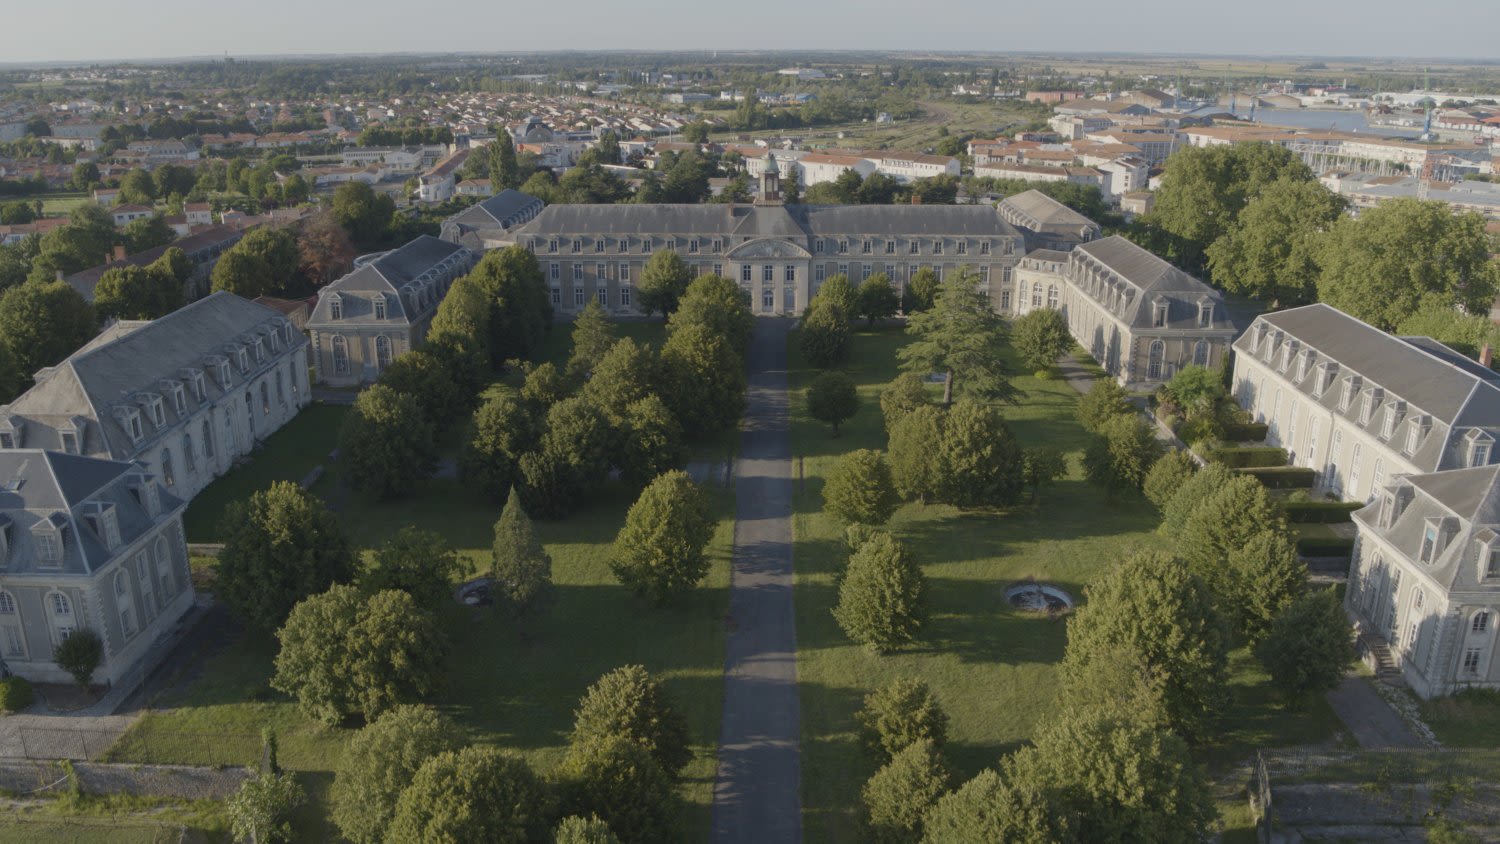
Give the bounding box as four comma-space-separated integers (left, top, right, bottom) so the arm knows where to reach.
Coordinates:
491, 487, 554, 621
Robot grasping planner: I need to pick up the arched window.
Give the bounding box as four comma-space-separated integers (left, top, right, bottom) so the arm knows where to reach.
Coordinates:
202, 419, 214, 459
332, 336, 349, 376
375, 336, 393, 371
159, 447, 175, 487
1046, 284, 1059, 309
155, 536, 175, 600
260, 382, 270, 414
1193, 340, 1209, 367
183, 433, 195, 471
47, 591, 74, 645
0, 590, 25, 659
1147, 340, 1166, 381
136, 553, 156, 617
115, 570, 136, 639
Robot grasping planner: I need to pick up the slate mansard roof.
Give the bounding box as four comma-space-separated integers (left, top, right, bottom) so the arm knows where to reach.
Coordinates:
0, 449, 184, 576
997, 190, 1101, 238
1, 293, 305, 461
1066, 236, 1234, 332
444, 190, 544, 232
308, 235, 474, 328
1354, 463, 1500, 595
507, 203, 1023, 244
1235, 303, 1500, 474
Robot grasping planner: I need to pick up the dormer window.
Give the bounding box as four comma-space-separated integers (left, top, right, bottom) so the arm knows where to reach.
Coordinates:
1419, 518, 1455, 564
1279, 341, 1298, 373
1153, 301, 1169, 328
328, 294, 343, 321
1295, 352, 1311, 383
181, 369, 206, 402
1379, 491, 1396, 527
1465, 429, 1494, 468
1381, 401, 1406, 440
1339, 376, 1362, 411
1406, 415, 1430, 454
33, 519, 63, 565
688, 239, 699, 254
86, 503, 120, 551
1487, 545, 1500, 579
252, 338, 265, 361
838, 240, 849, 255
235, 347, 249, 372
933, 241, 944, 255
0, 517, 9, 566
1198, 302, 1214, 328
1360, 388, 1383, 425
164, 382, 186, 416
1314, 362, 1338, 397
268, 329, 280, 352
1390, 483, 1415, 525
548, 238, 558, 254
1262, 330, 1280, 361
0, 416, 22, 450
373, 295, 387, 320
1254, 323, 1269, 352
130, 474, 160, 517
116, 407, 144, 444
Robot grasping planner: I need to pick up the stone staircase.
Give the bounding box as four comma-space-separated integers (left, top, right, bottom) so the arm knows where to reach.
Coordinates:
1360, 632, 1405, 687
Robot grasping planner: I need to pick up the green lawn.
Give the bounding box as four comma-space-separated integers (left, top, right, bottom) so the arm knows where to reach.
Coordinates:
3, 192, 90, 217
181, 403, 349, 542
787, 326, 1342, 842
1419, 689, 1500, 747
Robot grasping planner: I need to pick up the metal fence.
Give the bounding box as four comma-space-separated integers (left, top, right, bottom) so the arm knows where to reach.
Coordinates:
8, 725, 263, 768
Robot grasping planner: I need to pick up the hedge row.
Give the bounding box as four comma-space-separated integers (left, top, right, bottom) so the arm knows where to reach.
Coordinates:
1282, 501, 1363, 524
1206, 446, 1289, 469
1223, 421, 1270, 443
1296, 536, 1356, 557
1239, 466, 1316, 489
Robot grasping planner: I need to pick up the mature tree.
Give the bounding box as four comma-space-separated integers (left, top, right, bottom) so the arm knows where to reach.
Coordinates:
272, 585, 445, 725
470, 245, 553, 363
1005, 704, 1217, 843
560, 163, 633, 204
899, 268, 1012, 405
880, 372, 932, 434
489, 133, 521, 190
235, 226, 301, 291
121, 214, 175, 254
227, 769, 305, 844
331, 181, 395, 248
568, 300, 618, 379
1083, 413, 1163, 498
670, 273, 754, 356
1225, 529, 1308, 647
386, 747, 552, 844
1012, 309, 1072, 375
521, 361, 569, 413
833, 531, 927, 652
338, 384, 436, 500
377, 349, 465, 432
1395, 300, 1500, 360
359, 527, 460, 613
800, 297, 851, 369
0, 280, 96, 377
937, 401, 1026, 508
461, 392, 538, 502
1075, 377, 1133, 433
53, 629, 102, 688
118, 168, 157, 205
921, 768, 1067, 844
1142, 450, 1198, 511
93, 264, 182, 321
863, 739, 951, 844
331, 705, 463, 844
857, 678, 949, 762
210, 249, 273, 297
1160, 366, 1224, 422
1158, 461, 1236, 538
1061, 550, 1229, 739
1205, 176, 1345, 304
1317, 198, 1500, 330
518, 447, 583, 519
619, 396, 685, 487
554, 816, 621, 844
1144, 142, 1312, 272
611, 471, 715, 605
813, 273, 859, 318
823, 449, 900, 526
903, 267, 939, 313
782, 165, 801, 205
297, 210, 356, 285
659, 321, 746, 434
1255, 587, 1355, 706
1175, 474, 1286, 572
1021, 446, 1068, 503
637, 250, 694, 318
581, 338, 660, 421
570, 664, 692, 776
491, 488, 554, 621
557, 734, 678, 844
807, 370, 858, 436
888, 405, 946, 504
217, 482, 355, 630
427, 275, 494, 396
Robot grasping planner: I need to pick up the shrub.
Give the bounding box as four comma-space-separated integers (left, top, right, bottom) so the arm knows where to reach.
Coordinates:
570, 665, 692, 776
857, 678, 949, 762
800, 298, 851, 368
1281, 501, 1363, 523
1239, 465, 1316, 489
862, 738, 950, 843
1295, 535, 1356, 557
557, 733, 678, 844
1222, 421, 1269, 442
0, 677, 33, 712
53, 630, 103, 688
1255, 588, 1356, 706
554, 815, 621, 844
1143, 451, 1198, 511
1203, 446, 1289, 468
823, 449, 900, 526
1076, 377, 1133, 433
880, 372, 932, 433
833, 531, 927, 652
807, 370, 859, 436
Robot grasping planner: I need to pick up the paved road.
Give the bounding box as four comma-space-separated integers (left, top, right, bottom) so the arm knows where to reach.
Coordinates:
1325, 676, 1425, 749
712, 318, 802, 844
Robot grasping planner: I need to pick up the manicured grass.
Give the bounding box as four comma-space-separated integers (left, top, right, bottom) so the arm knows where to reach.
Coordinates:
112, 463, 735, 840
1419, 689, 1500, 747
3, 192, 90, 216
181, 403, 349, 543
788, 325, 1343, 842
0, 820, 176, 843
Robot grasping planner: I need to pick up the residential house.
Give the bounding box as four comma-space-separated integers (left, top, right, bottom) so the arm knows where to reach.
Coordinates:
417, 149, 470, 203
110, 205, 154, 227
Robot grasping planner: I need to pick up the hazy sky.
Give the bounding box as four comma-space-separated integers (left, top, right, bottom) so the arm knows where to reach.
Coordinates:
5, 0, 1497, 65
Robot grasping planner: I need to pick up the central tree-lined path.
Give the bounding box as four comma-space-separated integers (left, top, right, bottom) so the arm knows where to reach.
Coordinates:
712, 317, 802, 843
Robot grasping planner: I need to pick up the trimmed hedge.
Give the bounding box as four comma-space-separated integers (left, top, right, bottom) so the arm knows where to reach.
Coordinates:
1239, 466, 1316, 489
1296, 536, 1356, 557
1282, 501, 1363, 524
0, 677, 32, 712
1206, 446, 1289, 468
1223, 421, 1270, 443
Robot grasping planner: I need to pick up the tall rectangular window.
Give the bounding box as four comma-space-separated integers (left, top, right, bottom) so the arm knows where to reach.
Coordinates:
619, 263, 630, 282
574, 287, 585, 307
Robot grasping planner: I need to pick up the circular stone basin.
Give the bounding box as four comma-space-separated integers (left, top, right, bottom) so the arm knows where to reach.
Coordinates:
1004, 582, 1074, 613
456, 578, 494, 607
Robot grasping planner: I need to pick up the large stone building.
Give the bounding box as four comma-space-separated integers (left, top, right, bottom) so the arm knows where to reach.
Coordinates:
502, 203, 1025, 317
0, 293, 310, 503
439, 190, 546, 250
0, 450, 194, 686
1349, 465, 1500, 698
1232, 304, 1500, 503
1010, 234, 1236, 388
306, 235, 478, 386
997, 190, 1102, 252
